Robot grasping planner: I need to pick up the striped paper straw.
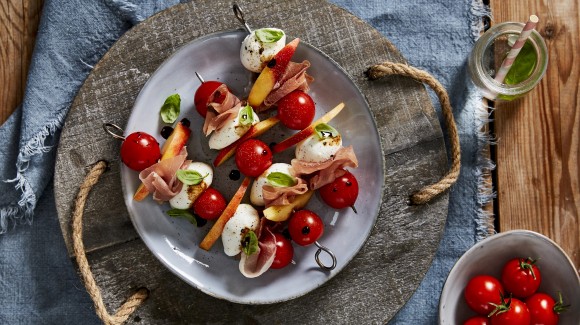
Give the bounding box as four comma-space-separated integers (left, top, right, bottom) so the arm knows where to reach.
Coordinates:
494, 15, 539, 83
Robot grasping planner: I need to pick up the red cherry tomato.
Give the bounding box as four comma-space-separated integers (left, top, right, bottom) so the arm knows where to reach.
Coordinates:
235, 139, 273, 177
277, 90, 316, 130
501, 257, 541, 298
288, 210, 324, 246
194, 81, 225, 117
193, 187, 226, 220
318, 170, 359, 210
464, 315, 491, 325
120, 132, 161, 171
271, 233, 294, 269
525, 292, 566, 325
464, 275, 504, 315
490, 297, 530, 325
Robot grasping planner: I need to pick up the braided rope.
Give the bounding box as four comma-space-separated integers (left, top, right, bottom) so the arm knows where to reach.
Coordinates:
71, 161, 148, 325
367, 62, 461, 205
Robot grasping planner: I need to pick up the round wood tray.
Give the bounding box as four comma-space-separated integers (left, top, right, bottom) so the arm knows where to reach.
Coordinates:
54, 1, 449, 323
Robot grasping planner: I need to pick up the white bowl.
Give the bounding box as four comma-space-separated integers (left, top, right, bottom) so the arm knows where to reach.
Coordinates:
439, 230, 580, 324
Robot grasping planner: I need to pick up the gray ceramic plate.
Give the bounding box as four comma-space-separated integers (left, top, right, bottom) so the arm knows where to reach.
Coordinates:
121, 30, 384, 304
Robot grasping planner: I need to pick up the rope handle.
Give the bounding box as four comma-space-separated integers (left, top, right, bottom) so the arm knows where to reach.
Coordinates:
366, 62, 461, 205
72, 161, 148, 325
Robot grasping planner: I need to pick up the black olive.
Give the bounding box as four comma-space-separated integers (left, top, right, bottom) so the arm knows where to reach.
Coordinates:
160, 126, 173, 139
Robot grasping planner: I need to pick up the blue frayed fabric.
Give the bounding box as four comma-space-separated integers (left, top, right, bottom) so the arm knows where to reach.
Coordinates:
0, 0, 491, 323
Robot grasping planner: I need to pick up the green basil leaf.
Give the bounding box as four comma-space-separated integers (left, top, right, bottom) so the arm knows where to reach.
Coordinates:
267, 172, 297, 187
239, 104, 255, 126
176, 170, 207, 185
504, 41, 537, 85
166, 208, 197, 226
314, 123, 339, 140
255, 28, 284, 43
160, 94, 181, 123
242, 230, 259, 256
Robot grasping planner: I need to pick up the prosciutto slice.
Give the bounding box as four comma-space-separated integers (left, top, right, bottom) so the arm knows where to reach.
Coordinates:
291, 146, 358, 190
202, 84, 242, 136
262, 177, 309, 208
260, 60, 314, 111
138, 148, 188, 202
239, 227, 277, 278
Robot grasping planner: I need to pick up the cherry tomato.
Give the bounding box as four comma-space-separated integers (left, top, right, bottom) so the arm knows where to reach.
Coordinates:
318, 170, 359, 210
288, 210, 324, 246
489, 297, 530, 325
235, 139, 273, 177
120, 132, 161, 171
501, 257, 541, 298
277, 90, 316, 130
525, 292, 567, 325
193, 187, 226, 220
464, 315, 491, 325
194, 81, 225, 117
464, 275, 504, 315
271, 233, 294, 269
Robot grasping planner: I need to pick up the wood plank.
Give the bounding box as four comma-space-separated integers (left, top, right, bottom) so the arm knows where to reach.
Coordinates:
491, 0, 579, 269
0, 0, 43, 125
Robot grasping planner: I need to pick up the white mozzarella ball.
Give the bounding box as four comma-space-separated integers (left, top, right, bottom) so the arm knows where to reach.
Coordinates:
250, 163, 295, 206
169, 162, 214, 210
240, 28, 286, 73
221, 204, 260, 256
209, 106, 260, 150
295, 133, 342, 163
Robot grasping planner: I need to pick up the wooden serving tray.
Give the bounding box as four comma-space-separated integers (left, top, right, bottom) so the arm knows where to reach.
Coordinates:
54, 1, 449, 323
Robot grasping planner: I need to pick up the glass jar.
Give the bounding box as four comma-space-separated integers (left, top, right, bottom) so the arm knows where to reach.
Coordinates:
468, 22, 548, 101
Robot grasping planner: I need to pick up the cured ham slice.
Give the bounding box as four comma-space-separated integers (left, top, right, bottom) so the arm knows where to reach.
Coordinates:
260, 60, 313, 111
291, 146, 358, 190
203, 84, 242, 136
239, 227, 277, 278
138, 147, 188, 202
262, 177, 309, 208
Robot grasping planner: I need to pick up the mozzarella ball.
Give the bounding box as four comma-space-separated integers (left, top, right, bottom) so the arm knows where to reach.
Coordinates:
209, 106, 260, 150
169, 162, 214, 210
250, 163, 295, 206
240, 28, 286, 73
295, 133, 342, 163
221, 204, 260, 256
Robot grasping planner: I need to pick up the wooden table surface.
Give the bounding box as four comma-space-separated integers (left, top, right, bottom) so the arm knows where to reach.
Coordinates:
1, 0, 577, 271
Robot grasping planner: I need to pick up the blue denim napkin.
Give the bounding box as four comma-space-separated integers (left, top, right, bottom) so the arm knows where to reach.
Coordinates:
0, 0, 491, 323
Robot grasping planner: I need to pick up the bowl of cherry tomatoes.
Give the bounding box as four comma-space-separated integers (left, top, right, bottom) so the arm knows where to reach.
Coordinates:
439, 230, 579, 325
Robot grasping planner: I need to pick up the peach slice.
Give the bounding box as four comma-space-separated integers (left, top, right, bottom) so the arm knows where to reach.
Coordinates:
200, 177, 251, 251
263, 190, 314, 222
133, 121, 192, 201
272, 102, 345, 154
248, 38, 300, 108
213, 116, 280, 167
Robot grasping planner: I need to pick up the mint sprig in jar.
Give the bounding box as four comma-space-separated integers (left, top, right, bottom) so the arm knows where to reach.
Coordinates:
469, 22, 548, 101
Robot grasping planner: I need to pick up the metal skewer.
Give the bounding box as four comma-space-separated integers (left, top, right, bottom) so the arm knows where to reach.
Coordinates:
314, 241, 337, 271
195, 71, 205, 83
233, 4, 252, 34
103, 123, 125, 141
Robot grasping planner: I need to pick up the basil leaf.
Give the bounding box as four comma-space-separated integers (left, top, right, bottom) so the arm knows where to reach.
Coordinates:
504, 41, 537, 85
267, 172, 297, 187
176, 170, 207, 185
166, 208, 197, 226
314, 123, 339, 140
242, 230, 259, 256
239, 104, 255, 126
160, 94, 181, 124
255, 28, 284, 43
